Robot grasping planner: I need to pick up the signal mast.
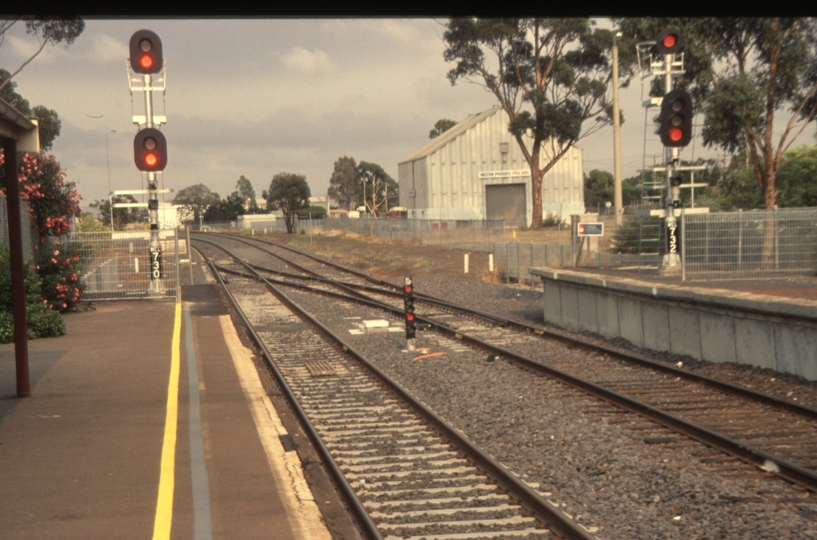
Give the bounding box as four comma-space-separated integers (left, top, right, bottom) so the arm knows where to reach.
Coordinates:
126, 30, 170, 293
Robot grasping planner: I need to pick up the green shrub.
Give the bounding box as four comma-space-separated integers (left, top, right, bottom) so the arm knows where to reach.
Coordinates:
25, 302, 66, 338
0, 303, 66, 343
0, 243, 67, 343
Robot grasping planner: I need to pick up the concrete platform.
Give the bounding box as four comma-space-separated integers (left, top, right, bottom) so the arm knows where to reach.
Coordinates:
0, 286, 332, 539
530, 267, 817, 381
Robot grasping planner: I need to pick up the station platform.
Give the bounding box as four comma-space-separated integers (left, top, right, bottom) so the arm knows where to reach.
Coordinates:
0, 285, 337, 540
529, 266, 817, 380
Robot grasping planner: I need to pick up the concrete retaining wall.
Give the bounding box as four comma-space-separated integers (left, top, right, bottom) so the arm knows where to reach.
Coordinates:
530, 268, 817, 381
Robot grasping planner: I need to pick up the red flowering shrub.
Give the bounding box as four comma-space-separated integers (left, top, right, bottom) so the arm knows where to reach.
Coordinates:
0, 151, 81, 242
36, 244, 85, 313
1, 151, 85, 314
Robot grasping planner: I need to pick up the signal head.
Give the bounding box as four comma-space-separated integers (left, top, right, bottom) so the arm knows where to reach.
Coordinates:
659, 89, 693, 148
656, 28, 683, 55
134, 128, 168, 172
130, 30, 163, 75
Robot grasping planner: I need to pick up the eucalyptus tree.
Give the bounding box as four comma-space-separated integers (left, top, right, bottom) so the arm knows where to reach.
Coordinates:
616, 17, 817, 263
443, 18, 637, 227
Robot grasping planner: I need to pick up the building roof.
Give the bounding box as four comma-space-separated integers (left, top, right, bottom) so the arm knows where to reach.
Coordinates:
398, 106, 501, 165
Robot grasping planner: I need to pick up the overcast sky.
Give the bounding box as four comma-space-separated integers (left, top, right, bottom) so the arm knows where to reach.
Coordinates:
2, 18, 732, 213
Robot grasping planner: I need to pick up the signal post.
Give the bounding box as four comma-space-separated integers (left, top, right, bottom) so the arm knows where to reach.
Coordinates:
640, 29, 709, 275
127, 30, 168, 293
403, 277, 416, 351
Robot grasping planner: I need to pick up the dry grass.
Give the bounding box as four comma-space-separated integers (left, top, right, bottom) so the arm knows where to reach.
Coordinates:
265, 229, 497, 283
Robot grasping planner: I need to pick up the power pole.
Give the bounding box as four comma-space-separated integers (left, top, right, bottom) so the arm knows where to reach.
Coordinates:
612, 32, 624, 226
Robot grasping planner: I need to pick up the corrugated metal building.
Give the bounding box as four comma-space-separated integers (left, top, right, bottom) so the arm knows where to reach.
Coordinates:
398, 106, 584, 226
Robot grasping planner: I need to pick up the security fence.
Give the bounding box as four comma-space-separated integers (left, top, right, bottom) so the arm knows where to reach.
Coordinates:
64, 230, 182, 300
681, 208, 817, 280
202, 208, 816, 283
0, 195, 37, 262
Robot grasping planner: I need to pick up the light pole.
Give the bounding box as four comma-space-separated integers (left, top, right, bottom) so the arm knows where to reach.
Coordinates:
612, 32, 623, 226
106, 130, 116, 233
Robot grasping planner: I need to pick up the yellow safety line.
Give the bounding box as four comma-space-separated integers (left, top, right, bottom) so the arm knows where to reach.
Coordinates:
152, 301, 183, 540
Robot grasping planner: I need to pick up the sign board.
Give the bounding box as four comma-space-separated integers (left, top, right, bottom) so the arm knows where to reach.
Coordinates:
577, 223, 604, 236
478, 169, 531, 179
667, 220, 680, 255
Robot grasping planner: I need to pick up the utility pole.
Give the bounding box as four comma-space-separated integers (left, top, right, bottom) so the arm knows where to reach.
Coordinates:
612, 32, 623, 225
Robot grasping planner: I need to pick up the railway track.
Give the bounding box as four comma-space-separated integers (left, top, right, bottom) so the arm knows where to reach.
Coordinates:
195, 232, 817, 493
192, 240, 595, 539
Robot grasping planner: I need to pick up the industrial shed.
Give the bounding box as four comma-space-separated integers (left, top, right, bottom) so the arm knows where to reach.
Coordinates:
398, 106, 584, 226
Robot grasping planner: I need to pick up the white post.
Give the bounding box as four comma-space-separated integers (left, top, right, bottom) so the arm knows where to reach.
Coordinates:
488, 253, 494, 273
135, 257, 139, 273
464, 253, 469, 274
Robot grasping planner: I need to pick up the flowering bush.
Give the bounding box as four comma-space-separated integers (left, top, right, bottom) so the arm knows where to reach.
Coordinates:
36, 244, 86, 313
0, 243, 65, 343
0, 151, 81, 242
1, 150, 87, 317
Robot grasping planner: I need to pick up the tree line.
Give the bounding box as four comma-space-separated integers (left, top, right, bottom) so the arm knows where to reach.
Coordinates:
441, 17, 817, 228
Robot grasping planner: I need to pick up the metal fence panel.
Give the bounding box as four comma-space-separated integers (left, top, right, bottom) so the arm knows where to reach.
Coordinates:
682, 209, 817, 280
65, 231, 180, 300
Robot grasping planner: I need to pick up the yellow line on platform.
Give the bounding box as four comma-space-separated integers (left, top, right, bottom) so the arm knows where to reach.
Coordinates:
152, 301, 183, 540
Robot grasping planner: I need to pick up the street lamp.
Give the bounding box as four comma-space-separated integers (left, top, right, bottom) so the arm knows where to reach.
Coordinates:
106, 130, 116, 233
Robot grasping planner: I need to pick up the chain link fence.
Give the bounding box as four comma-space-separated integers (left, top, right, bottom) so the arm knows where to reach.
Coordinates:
682, 208, 817, 280
200, 208, 816, 283
64, 231, 181, 300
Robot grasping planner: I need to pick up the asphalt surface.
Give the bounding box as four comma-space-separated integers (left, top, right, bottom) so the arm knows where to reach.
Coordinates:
0, 286, 328, 540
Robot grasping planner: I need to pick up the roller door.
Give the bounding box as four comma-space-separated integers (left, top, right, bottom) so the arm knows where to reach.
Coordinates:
485, 183, 526, 225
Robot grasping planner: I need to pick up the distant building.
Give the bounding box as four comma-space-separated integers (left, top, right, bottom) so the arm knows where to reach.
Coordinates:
308, 195, 330, 214
398, 106, 584, 226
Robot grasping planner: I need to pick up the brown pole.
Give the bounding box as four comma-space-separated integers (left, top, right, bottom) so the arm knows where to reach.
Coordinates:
3, 137, 31, 397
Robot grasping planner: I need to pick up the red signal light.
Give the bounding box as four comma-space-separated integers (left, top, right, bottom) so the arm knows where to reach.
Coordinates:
139, 53, 154, 70
669, 127, 683, 142
144, 151, 158, 167
404, 285, 413, 294
656, 28, 683, 55
406, 313, 415, 322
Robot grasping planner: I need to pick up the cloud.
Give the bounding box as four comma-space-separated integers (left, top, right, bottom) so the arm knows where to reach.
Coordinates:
277, 46, 331, 74
86, 34, 127, 64
3, 34, 71, 63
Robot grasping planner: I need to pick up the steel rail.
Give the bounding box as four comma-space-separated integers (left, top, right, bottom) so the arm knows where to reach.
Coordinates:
194, 237, 817, 492
191, 245, 384, 540
202, 231, 817, 423
193, 240, 597, 540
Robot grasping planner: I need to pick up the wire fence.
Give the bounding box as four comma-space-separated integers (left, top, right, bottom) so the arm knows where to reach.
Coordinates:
201, 208, 817, 283
64, 230, 182, 300
682, 208, 817, 280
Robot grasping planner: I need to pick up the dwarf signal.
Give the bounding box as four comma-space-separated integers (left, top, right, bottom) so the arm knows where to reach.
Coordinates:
403, 277, 416, 340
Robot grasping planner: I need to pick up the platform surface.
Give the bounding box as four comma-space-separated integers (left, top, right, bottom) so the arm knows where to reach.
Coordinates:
0, 285, 330, 539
